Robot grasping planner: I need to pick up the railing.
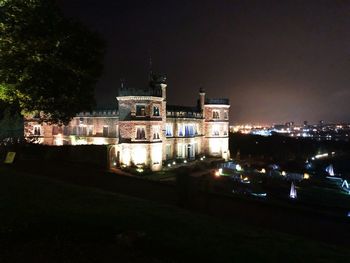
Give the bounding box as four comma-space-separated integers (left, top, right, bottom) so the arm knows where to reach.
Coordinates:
119, 87, 162, 97
205, 98, 229, 105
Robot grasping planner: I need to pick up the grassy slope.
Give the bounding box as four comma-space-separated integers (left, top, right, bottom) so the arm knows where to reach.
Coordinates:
0, 166, 349, 263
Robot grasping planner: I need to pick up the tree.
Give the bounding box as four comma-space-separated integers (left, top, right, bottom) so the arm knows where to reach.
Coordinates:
0, 101, 23, 143
0, 0, 105, 124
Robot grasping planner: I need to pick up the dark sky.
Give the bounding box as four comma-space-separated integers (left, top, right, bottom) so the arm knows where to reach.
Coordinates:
58, 0, 350, 125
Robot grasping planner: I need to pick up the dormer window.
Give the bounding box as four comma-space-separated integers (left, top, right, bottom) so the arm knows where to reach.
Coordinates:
153, 105, 160, 116
136, 105, 146, 116
212, 110, 220, 119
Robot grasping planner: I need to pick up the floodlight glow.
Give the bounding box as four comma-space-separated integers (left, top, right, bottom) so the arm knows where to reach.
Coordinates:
251, 192, 267, 197
241, 177, 250, 184
315, 153, 328, 159
303, 173, 310, 180
282, 171, 286, 176
93, 137, 106, 145
184, 160, 187, 163
133, 146, 147, 165
290, 182, 297, 199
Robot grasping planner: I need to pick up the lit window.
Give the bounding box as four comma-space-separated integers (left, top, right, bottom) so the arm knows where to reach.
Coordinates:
224, 111, 228, 120
166, 124, 173, 137
153, 126, 160, 140
88, 125, 94, 136
77, 125, 87, 136
153, 105, 160, 116
184, 124, 195, 136
33, 125, 41, 136
178, 124, 183, 136
212, 110, 220, 119
136, 127, 146, 140
212, 125, 220, 136
136, 105, 146, 116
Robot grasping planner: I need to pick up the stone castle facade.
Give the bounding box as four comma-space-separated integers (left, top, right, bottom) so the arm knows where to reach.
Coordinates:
24, 74, 230, 170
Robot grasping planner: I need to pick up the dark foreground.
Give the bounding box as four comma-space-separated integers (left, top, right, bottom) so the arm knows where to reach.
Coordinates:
0, 161, 350, 262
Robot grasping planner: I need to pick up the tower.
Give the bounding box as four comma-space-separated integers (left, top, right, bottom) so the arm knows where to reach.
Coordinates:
117, 74, 166, 171
199, 87, 205, 112
203, 97, 230, 160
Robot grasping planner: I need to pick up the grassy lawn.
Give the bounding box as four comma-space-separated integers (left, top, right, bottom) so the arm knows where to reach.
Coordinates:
0, 165, 349, 262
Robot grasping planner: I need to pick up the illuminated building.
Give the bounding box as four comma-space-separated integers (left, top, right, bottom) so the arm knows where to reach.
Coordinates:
24, 74, 230, 171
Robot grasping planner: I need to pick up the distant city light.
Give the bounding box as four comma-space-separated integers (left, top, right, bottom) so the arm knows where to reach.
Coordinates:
230, 122, 350, 141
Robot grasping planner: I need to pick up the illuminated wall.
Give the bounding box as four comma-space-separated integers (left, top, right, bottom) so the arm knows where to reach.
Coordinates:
24, 84, 230, 170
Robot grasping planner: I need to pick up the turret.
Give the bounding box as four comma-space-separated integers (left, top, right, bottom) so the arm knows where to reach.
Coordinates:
149, 73, 167, 100
199, 87, 205, 112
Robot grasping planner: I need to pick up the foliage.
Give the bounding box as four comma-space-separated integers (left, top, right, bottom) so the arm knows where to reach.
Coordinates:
0, 101, 23, 142
0, 0, 105, 124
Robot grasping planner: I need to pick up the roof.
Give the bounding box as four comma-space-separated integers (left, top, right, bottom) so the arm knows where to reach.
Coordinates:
166, 104, 203, 119
205, 98, 230, 105
166, 105, 201, 113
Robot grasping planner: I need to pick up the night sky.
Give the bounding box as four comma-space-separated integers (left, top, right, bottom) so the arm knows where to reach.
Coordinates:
58, 0, 350, 125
